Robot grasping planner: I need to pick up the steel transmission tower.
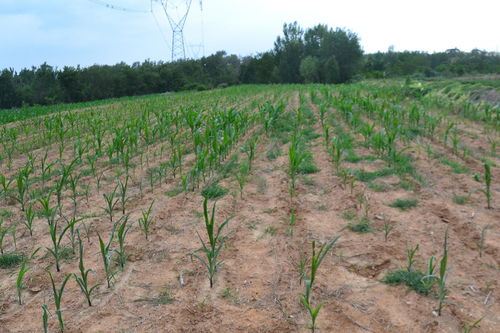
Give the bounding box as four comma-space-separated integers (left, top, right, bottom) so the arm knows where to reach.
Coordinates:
158, 0, 196, 61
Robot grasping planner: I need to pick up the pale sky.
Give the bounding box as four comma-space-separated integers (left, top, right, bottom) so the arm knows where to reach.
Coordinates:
1, 0, 499, 70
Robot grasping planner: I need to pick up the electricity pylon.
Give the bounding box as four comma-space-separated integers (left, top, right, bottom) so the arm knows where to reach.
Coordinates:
159, 0, 193, 61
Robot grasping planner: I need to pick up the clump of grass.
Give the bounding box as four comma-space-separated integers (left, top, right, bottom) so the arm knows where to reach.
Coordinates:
452, 195, 468, 205
440, 158, 469, 174
264, 225, 277, 236
383, 244, 435, 295
354, 168, 394, 182
166, 188, 183, 197
201, 183, 228, 200
368, 181, 388, 192
155, 286, 175, 305
348, 218, 373, 233
341, 210, 356, 220
221, 287, 239, 304
389, 198, 418, 210
266, 142, 281, 160
0, 252, 24, 268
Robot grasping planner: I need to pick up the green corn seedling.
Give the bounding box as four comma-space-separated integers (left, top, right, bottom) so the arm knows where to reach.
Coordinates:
118, 176, 130, 215
191, 198, 232, 288
481, 163, 492, 209
46, 217, 78, 272
462, 318, 483, 333
74, 232, 102, 306
98, 224, 117, 288
22, 203, 36, 236
42, 304, 50, 333
138, 200, 155, 240
48, 271, 72, 332
0, 219, 8, 255
16, 247, 40, 305
406, 244, 419, 272
103, 185, 119, 223
436, 228, 449, 316
116, 214, 132, 270
301, 237, 341, 332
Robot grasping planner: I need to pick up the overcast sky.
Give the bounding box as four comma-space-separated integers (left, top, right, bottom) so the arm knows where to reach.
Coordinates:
1, 0, 499, 70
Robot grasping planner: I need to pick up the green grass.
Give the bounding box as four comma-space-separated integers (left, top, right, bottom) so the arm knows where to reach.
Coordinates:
348, 218, 373, 233
201, 183, 228, 200
341, 211, 357, 220
439, 158, 469, 174
0, 252, 24, 268
166, 188, 183, 197
452, 195, 468, 205
389, 198, 418, 210
298, 152, 319, 174
0, 209, 12, 218
353, 168, 394, 182
383, 269, 433, 295
368, 181, 388, 192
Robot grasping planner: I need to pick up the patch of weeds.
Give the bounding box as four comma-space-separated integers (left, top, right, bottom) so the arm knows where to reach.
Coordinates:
389, 198, 418, 210
341, 210, 357, 220
348, 218, 373, 233
201, 183, 228, 200
60, 247, 76, 260
166, 224, 182, 235
166, 188, 183, 197
298, 152, 319, 174
452, 195, 468, 205
256, 177, 267, 194
0, 252, 24, 268
264, 225, 277, 236
0, 209, 12, 218
344, 154, 377, 163
368, 181, 388, 192
383, 270, 432, 295
301, 175, 316, 186
247, 221, 259, 230
221, 287, 239, 304
266, 142, 282, 160
263, 208, 276, 214
219, 154, 239, 179
399, 181, 416, 191
439, 158, 469, 174
353, 168, 394, 182
316, 205, 327, 211
301, 127, 321, 141
155, 286, 175, 305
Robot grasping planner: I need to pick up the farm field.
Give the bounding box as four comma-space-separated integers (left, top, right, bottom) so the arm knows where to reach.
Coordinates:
0, 79, 498, 332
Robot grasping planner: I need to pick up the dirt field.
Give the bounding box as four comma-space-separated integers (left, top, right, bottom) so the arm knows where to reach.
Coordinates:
0, 82, 498, 332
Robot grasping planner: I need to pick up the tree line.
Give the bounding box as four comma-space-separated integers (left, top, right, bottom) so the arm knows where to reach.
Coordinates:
1, 22, 499, 109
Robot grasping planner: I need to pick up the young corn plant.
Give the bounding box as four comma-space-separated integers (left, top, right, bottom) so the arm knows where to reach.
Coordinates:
16, 248, 41, 305
289, 137, 305, 194
115, 214, 132, 270
22, 203, 36, 236
48, 271, 72, 332
301, 237, 341, 333
138, 200, 155, 240
97, 224, 117, 288
191, 198, 232, 288
0, 219, 9, 255
42, 303, 50, 333
0, 174, 13, 200
74, 232, 101, 306
235, 162, 249, 199
103, 185, 119, 223
481, 163, 492, 209
436, 228, 449, 316
46, 218, 78, 272
118, 176, 130, 215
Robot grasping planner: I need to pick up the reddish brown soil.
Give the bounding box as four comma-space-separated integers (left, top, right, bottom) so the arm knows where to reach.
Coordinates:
0, 91, 499, 333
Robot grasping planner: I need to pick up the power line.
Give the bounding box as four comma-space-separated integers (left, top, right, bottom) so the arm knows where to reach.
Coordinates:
85, 0, 150, 13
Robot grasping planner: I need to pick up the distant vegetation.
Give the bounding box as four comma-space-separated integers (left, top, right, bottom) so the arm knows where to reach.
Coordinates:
1, 21, 499, 109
